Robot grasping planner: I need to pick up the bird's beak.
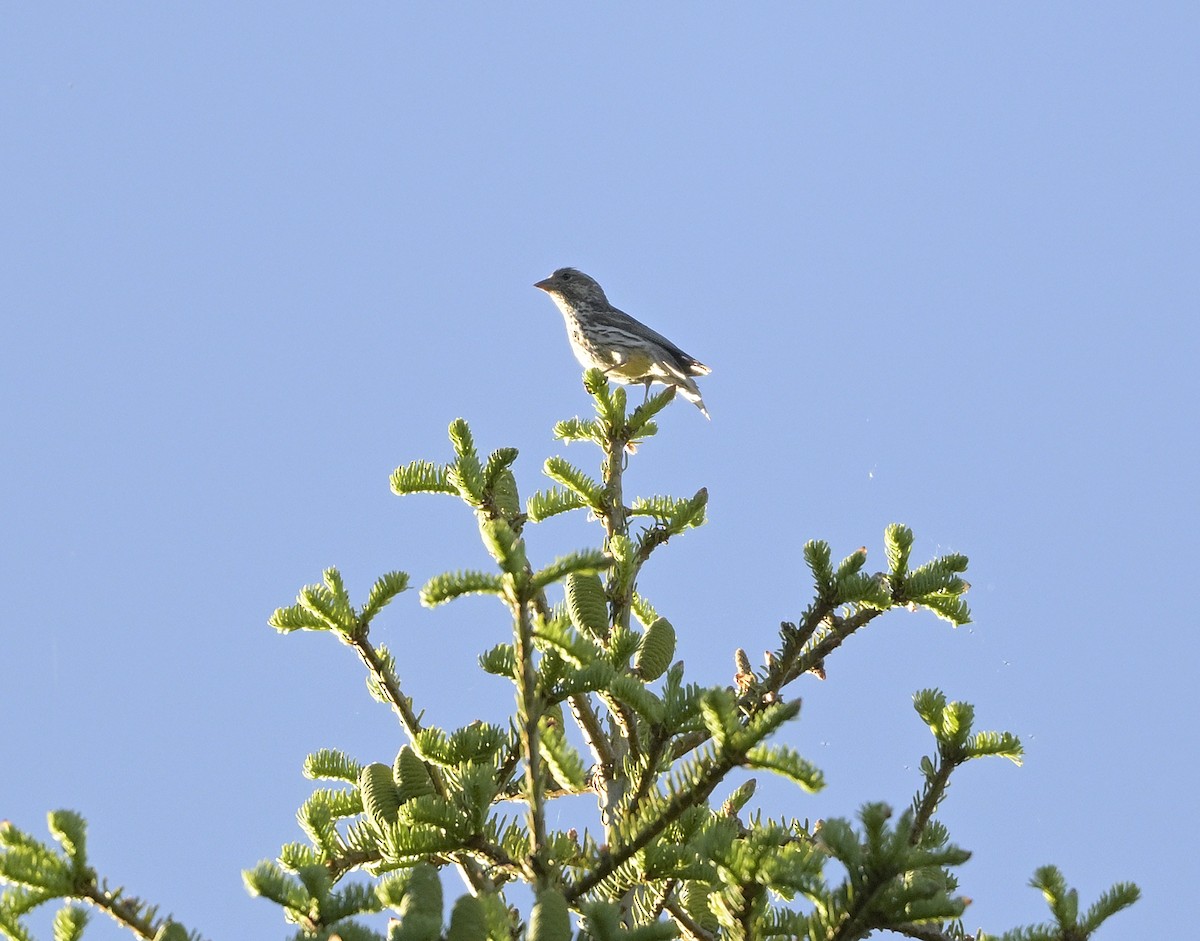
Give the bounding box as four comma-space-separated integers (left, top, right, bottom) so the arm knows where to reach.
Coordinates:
533, 278, 554, 292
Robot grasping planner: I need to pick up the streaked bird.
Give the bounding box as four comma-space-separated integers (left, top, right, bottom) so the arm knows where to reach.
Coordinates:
534, 267, 711, 418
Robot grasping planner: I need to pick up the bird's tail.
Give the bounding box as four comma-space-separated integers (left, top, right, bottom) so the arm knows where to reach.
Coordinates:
674, 376, 710, 420
660, 357, 710, 419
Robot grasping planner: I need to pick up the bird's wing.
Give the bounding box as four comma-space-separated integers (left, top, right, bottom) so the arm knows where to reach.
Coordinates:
601, 306, 710, 376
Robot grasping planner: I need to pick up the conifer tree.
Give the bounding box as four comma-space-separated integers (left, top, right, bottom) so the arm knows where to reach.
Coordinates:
1, 370, 1139, 941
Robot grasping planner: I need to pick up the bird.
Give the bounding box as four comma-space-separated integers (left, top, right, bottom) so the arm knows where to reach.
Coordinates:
534, 267, 711, 418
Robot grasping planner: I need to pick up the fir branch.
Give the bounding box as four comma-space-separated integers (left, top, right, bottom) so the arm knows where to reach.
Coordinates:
461, 834, 527, 882
626, 386, 676, 437
527, 581, 617, 796
359, 571, 410, 627
779, 605, 883, 688
885, 523, 915, 578
553, 416, 605, 445
579, 408, 693, 772
513, 596, 550, 887
568, 691, 613, 777
628, 490, 708, 535
527, 486, 588, 522
539, 716, 589, 792
482, 446, 519, 486
389, 459, 455, 496
814, 801, 973, 941
544, 457, 605, 513
628, 726, 671, 815
478, 518, 530, 579
1081, 880, 1141, 932
413, 724, 508, 768
531, 548, 612, 591
52, 907, 88, 941
909, 752, 955, 848
567, 701, 800, 903
664, 897, 717, 941
76, 879, 188, 941
419, 569, 508, 607
568, 759, 714, 900
631, 592, 659, 628
342, 632, 495, 896
322, 847, 385, 882
0, 818, 204, 941
447, 417, 486, 504
304, 748, 363, 783
663, 600, 871, 766
893, 925, 960, 941
583, 367, 625, 429
825, 871, 901, 941
736, 881, 767, 939
599, 692, 644, 767
597, 402, 630, 547
643, 877, 676, 925
348, 635, 426, 750
634, 523, 674, 566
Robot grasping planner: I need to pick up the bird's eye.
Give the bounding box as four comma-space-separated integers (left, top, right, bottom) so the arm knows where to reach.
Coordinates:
560, 271, 572, 281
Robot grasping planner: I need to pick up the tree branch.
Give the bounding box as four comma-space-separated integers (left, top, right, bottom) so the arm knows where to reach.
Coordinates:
513, 597, 549, 886
347, 633, 495, 895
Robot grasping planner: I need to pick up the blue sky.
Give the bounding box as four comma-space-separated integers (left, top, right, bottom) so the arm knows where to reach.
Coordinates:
2, 5, 1195, 939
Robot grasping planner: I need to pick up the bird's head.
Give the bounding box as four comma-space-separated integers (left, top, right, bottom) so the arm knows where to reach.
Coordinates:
534, 268, 609, 305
